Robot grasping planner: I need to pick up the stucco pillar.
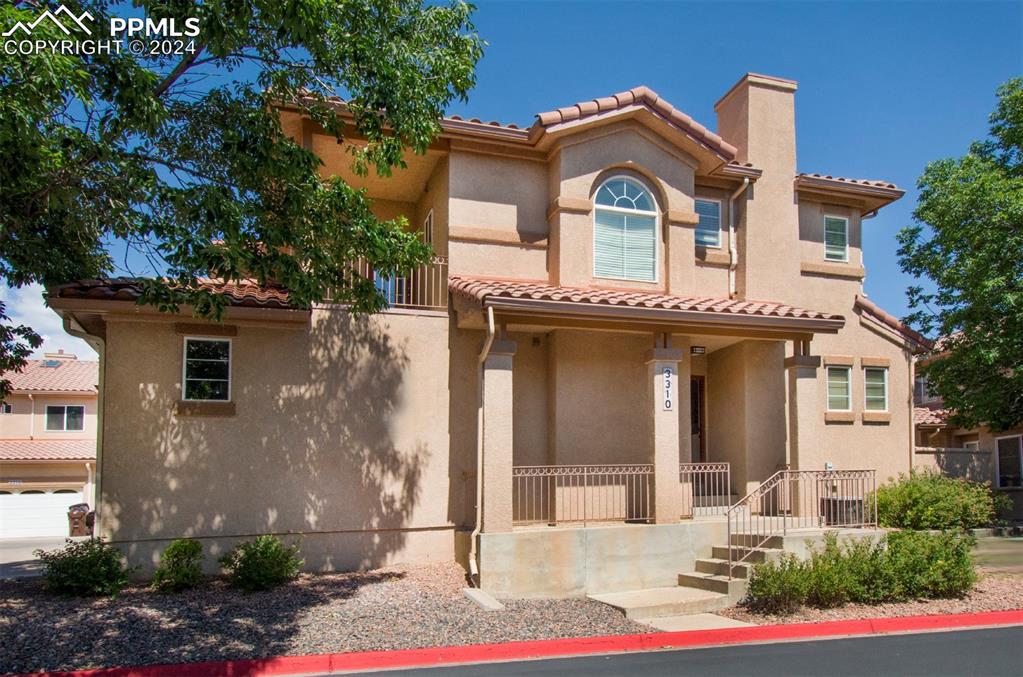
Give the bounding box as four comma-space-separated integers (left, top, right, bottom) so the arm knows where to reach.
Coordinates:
646, 339, 686, 524
785, 350, 821, 472
482, 338, 516, 533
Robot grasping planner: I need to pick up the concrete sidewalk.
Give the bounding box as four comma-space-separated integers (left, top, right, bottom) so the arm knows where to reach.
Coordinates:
0, 536, 74, 579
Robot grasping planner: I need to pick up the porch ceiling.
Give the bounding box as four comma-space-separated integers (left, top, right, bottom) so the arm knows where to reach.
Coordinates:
450, 276, 845, 340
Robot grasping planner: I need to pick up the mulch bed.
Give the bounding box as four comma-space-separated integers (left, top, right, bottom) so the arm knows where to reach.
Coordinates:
0, 562, 647, 675
718, 569, 1023, 626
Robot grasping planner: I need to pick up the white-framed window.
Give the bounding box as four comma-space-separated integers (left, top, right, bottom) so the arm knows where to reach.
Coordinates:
0, 402, 11, 414
182, 337, 231, 402
593, 176, 658, 282
826, 366, 852, 411
995, 435, 1022, 489
963, 441, 980, 451
422, 210, 433, 246
694, 198, 722, 248
45, 405, 85, 431
864, 367, 888, 412
824, 215, 849, 262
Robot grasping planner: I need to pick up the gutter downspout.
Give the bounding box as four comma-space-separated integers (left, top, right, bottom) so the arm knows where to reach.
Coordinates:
28, 394, 34, 439
468, 305, 496, 582
62, 315, 105, 527
728, 177, 750, 299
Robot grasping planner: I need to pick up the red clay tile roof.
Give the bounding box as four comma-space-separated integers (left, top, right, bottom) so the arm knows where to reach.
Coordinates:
855, 295, 932, 349
534, 86, 737, 160
4, 359, 97, 394
915, 406, 953, 428
0, 439, 95, 461
795, 173, 902, 191
450, 276, 843, 324
51, 278, 294, 309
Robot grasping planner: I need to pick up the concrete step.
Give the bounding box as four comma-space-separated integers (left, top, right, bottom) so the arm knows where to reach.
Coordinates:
695, 557, 753, 579
677, 571, 747, 600
729, 533, 786, 548
711, 544, 782, 563
588, 586, 730, 620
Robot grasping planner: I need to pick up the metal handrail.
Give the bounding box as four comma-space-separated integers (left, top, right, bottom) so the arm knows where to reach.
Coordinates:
726, 469, 877, 578
512, 464, 654, 526
680, 462, 731, 518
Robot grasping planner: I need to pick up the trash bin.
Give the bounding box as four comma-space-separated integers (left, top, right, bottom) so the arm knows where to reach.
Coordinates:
68, 503, 91, 537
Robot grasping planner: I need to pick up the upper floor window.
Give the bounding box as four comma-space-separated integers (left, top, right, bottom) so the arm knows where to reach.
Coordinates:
695, 199, 722, 248
0, 402, 10, 414
594, 177, 658, 282
45, 405, 84, 431
826, 366, 851, 411
864, 367, 888, 412
914, 375, 940, 405
996, 435, 1022, 489
183, 338, 231, 401
824, 216, 848, 261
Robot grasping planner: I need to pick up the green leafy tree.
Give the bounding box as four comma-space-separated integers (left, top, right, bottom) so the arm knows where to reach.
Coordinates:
898, 78, 1023, 431
0, 0, 483, 396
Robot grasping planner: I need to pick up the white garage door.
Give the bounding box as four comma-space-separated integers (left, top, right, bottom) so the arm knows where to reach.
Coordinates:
0, 490, 83, 538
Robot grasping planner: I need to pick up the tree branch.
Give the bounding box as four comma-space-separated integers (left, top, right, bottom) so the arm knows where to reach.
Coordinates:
154, 43, 207, 98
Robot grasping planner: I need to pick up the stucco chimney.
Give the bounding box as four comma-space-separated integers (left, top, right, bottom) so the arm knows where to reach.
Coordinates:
715, 73, 800, 300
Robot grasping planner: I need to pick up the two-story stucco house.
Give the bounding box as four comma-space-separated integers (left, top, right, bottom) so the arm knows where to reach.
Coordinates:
0, 352, 98, 538
48, 73, 929, 599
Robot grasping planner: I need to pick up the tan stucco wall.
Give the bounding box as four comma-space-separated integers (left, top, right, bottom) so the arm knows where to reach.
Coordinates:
0, 460, 89, 488
0, 393, 97, 439
99, 309, 458, 571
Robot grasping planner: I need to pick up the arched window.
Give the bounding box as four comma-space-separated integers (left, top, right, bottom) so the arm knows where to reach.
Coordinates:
594, 177, 658, 282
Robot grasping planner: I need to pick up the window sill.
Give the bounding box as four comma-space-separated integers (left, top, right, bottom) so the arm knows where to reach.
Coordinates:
801, 261, 865, 280
175, 401, 236, 417
825, 411, 855, 423
862, 411, 891, 424
695, 248, 730, 267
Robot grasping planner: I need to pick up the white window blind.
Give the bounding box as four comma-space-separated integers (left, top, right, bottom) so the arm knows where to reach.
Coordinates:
827, 366, 851, 411
864, 367, 888, 411
594, 178, 658, 282
825, 216, 848, 261
695, 199, 721, 248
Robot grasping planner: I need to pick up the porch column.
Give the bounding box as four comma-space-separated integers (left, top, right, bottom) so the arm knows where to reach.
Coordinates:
646, 337, 687, 524
785, 342, 821, 472
482, 338, 517, 533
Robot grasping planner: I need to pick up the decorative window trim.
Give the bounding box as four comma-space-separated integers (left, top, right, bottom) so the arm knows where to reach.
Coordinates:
182, 337, 232, 403
826, 365, 852, 412
694, 198, 723, 249
995, 435, 1023, 490
824, 214, 849, 262
864, 366, 889, 412
592, 176, 660, 283
44, 405, 85, 432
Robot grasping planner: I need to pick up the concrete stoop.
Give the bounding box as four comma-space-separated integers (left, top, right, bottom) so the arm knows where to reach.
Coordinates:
588, 534, 786, 621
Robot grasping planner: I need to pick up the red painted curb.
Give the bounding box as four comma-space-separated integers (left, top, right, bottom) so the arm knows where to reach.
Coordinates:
27, 609, 1023, 677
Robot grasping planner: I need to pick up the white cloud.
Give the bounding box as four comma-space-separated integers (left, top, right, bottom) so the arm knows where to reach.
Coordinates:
0, 284, 97, 359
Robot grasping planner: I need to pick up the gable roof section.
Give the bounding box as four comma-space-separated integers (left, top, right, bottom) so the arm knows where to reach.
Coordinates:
914, 406, 952, 429
855, 295, 932, 352
5, 359, 97, 394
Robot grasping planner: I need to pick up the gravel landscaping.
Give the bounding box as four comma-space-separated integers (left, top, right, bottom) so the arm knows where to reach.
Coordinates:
0, 562, 647, 675
719, 569, 1023, 626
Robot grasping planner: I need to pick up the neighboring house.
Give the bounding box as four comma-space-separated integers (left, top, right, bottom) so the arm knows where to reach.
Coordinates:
48, 73, 929, 596
0, 352, 98, 538
914, 373, 1023, 521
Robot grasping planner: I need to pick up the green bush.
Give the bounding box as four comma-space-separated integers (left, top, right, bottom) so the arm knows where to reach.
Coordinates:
873, 470, 1001, 530
34, 538, 136, 596
743, 530, 977, 614
743, 554, 809, 615
152, 538, 204, 592
218, 535, 302, 591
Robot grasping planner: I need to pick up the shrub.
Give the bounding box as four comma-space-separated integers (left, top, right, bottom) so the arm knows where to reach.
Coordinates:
804, 533, 852, 608
743, 554, 809, 615
218, 535, 302, 591
886, 530, 976, 599
152, 538, 204, 592
34, 538, 136, 596
842, 537, 898, 604
873, 470, 1000, 530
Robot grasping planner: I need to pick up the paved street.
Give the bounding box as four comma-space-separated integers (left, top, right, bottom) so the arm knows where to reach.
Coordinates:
0, 536, 70, 579
350, 627, 1023, 677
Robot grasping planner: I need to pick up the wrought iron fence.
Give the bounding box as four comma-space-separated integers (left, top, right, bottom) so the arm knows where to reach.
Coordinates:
337, 256, 448, 310
680, 462, 731, 518
511, 464, 654, 526
726, 469, 877, 578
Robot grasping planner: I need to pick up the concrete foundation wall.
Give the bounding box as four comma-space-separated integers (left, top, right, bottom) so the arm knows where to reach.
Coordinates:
478, 521, 727, 599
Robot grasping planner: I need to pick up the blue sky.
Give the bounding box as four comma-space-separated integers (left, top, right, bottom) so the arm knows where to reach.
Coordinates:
8, 0, 1022, 357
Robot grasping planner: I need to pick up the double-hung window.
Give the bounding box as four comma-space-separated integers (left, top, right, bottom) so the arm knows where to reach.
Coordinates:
864, 367, 888, 411
45, 405, 84, 431
826, 366, 851, 411
183, 338, 231, 401
996, 436, 1022, 489
694, 199, 722, 248
594, 177, 658, 282
0, 402, 10, 414
824, 216, 848, 261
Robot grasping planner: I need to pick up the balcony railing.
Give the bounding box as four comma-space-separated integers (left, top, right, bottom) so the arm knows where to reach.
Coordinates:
512, 464, 654, 526
339, 256, 448, 311
680, 462, 732, 518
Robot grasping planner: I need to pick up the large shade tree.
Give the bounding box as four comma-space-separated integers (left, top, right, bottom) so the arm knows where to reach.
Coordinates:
0, 0, 483, 395
898, 78, 1022, 431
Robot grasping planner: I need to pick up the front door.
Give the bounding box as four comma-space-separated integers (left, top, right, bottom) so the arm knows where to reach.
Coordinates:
690, 376, 706, 462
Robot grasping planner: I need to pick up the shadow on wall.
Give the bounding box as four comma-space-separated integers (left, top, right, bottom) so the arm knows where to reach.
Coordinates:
106, 310, 428, 572
921, 452, 993, 484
